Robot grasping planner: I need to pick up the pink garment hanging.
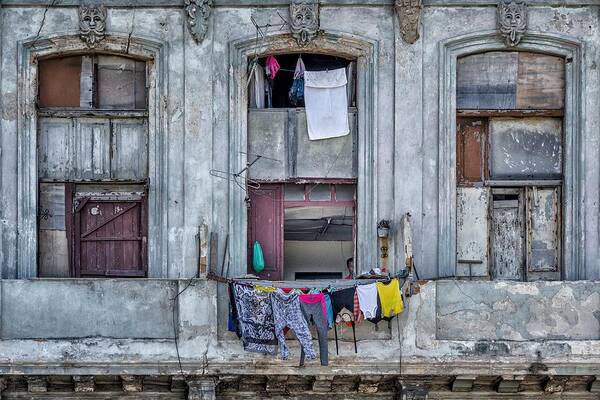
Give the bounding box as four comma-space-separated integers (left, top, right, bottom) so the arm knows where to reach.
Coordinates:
299, 293, 328, 325
265, 55, 280, 80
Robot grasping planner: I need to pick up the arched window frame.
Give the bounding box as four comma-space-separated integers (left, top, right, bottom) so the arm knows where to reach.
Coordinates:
227, 32, 379, 276
16, 33, 169, 278
437, 31, 585, 280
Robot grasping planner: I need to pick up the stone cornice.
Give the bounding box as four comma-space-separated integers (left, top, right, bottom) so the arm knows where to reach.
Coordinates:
1, 0, 597, 7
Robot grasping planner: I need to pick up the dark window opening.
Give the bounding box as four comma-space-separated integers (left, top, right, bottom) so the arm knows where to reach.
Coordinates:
248, 53, 356, 109
248, 183, 356, 281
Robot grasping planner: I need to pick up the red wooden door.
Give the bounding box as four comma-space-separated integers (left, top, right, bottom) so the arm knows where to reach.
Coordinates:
248, 184, 283, 280
73, 197, 147, 277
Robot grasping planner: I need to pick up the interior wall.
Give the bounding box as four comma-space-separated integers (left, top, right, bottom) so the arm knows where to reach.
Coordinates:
284, 240, 353, 280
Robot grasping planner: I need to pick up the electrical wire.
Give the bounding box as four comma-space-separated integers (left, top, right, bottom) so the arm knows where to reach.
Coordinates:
171, 277, 199, 378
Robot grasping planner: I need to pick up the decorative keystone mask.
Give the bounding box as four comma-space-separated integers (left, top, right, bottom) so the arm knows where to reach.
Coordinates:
497, 0, 527, 47
185, 0, 213, 43
79, 5, 107, 47
290, 0, 320, 47
395, 0, 422, 45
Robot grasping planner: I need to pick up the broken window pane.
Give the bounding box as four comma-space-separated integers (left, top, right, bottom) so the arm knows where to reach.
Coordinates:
96, 55, 147, 109
489, 117, 562, 180
38, 56, 82, 108
308, 184, 331, 201
284, 184, 306, 201
335, 184, 355, 201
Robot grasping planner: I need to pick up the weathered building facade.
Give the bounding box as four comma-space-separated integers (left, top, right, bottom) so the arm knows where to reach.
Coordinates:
0, 0, 599, 398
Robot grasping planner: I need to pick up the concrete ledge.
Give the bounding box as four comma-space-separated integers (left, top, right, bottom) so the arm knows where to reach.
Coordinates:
1, 279, 179, 339
436, 280, 600, 341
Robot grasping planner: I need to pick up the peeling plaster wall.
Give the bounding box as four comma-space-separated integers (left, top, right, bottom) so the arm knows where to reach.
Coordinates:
0, 0, 599, 378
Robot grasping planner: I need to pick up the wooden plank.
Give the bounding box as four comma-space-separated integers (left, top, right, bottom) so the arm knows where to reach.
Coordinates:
74, 118, 111, 180
456, 187, 490, 278
38, 230, 70, 277
456, 117, 487, 185
198, 223, 209, 276
111, 119, 149, 180
38, 56, 81, 108
208, 232, 219, 275
517, 52, 565, 110
457, 109, 564, 118
490, 189, 524, 281
457, 52, 518, 110
38, 183, 66, 230
37, 118, 73, 180
526, 187, 561, 274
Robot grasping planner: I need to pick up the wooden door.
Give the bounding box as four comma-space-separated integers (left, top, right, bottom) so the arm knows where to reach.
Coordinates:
248, 184, 283, 280
73, 197, 147, 277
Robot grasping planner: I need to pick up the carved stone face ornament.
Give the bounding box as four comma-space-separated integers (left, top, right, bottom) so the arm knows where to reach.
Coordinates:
79, 6, 107, 47
498, 0, 528, 47
185, 0, 213, 43
289, 0, 320, 47
395, 0, 422, 45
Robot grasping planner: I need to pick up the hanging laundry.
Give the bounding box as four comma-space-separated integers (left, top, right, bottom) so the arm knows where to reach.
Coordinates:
249, 63, 265, 109
330, 287, 358, 354
303, 68, 350, 140
265, 55, 280, 80
356, 283, 378, 320
289, 56, 306, 107
376, 278, 404, 318
233, 284, 277, 354
299, 293, 329, 366
227, 282, 241, 337
353, 289, 363, 323
270, 291, 316, 363
323, 293, 335, 329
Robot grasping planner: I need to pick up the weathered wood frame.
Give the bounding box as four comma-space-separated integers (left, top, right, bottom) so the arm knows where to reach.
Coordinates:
16, 33, 168, 278
438, 31, 584, 280
229, 32, 378, 276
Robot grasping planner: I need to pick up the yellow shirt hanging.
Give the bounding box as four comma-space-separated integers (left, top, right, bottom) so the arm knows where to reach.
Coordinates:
376, 278, 404, 317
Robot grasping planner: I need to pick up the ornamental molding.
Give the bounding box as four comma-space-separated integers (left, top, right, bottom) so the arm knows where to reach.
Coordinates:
289, 0, 320, 47
395, 0, 422, 45
185, 0, 213, 43
497, 0, 528, 47
79, 5, 107, 47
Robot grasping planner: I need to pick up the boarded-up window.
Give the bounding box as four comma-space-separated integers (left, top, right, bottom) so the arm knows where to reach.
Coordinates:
38, 56, 82, 108
457, 52, 565, 110
38, 55, 147, 110
38, 117, 148, 181
96, 56, 147, 109
489, 118, 562, 180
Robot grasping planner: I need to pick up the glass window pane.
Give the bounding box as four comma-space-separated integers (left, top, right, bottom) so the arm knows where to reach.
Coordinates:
308, 184, 331, 201
284, 184, 305, 201
335, 184, 355, 201
96, 56, 147, 109
38, 56, 82, 108
489, 117, 562, 180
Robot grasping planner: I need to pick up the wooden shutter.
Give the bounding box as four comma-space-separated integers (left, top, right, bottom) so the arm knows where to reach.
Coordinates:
248, 184, 283, 280
73, 196, 147, 277
490, 189, 525, 281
